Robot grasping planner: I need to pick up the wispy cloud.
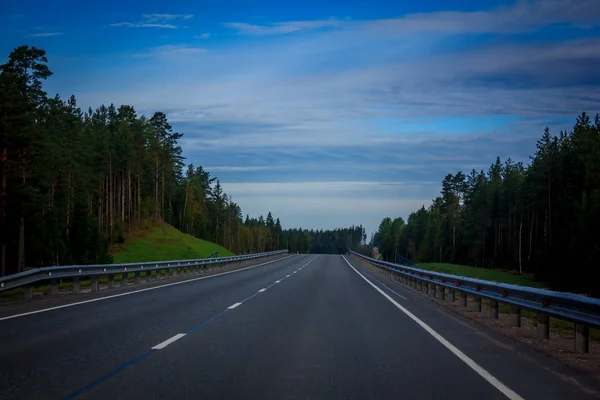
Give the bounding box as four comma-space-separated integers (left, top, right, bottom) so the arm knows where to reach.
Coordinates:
110, 22, 177, 29
27, 32, 62, 37
224, 18, 341, 35
205, 166, 283, 172
110, 13, 193, 29
142, 14, 194, 22
132, 44, 207, 57
72, 0, 600, 234
225, 0, 600, 36
194, 33, 211, 39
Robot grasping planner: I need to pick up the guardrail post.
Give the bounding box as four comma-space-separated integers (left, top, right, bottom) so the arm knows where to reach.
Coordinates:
51, 279, 58, 295
510, 305, 521, 327
108, 274, 114, 288
135, 271, 141, 284
438, 285, 445, 301
461, 292, 467, 307
449, 289, 455, 302
24, 285, 33, 300
73, 277, 80, 293
121, 273, 128, 286
575, 324, 590, 354
430, 283, 436, 297
91, 276, 99, 292
417, 280, 422, 292
490, 300, 498, 319
474, 296, 481, 312
537, 313, 550, 340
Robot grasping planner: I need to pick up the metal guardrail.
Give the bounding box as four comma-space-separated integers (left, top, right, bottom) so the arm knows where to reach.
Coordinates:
0, 250, 289, 299
351, 251, 600, 354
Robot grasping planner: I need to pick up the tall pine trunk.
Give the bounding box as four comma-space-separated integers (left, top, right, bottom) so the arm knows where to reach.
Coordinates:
17, 154, 26, 272
121, 174, 125, 228
137, 171, 141, 226
128, 169, 131, 232
109, 153, 113, 243
519, 203, 523, 274
155, 154, 159, 220
0, 141, 6, 276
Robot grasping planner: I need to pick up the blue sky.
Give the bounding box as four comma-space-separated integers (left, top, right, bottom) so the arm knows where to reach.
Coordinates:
3, 0, 600, 237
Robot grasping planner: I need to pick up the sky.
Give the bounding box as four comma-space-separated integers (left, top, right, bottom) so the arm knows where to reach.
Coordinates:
2, 0, 600, 237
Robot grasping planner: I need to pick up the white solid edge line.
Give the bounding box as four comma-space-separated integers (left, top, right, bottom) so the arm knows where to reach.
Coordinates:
258, 288, 267, 293
152, 333, 186, 350
286, 275, 291, 278
228, 302, 242, 310
275, 280, 281, 284
341, 256, 524, 400
0, 255, 296, 322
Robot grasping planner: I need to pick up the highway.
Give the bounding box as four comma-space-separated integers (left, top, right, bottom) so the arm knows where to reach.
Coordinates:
1, 254, 599, 399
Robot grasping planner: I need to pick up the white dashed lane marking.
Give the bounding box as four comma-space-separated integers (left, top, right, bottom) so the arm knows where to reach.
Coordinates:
152, 333, 186, 350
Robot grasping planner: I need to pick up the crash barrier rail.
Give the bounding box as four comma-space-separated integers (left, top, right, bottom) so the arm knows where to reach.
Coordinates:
0, 250, 289, 299
351, 251, 600, 354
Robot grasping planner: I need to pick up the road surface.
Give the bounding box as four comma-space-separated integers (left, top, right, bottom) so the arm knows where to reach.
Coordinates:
1, 254, 599, 399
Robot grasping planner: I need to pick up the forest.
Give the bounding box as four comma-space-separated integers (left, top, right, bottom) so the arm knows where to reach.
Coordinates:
370, 112, 600, 296
282, 226, 366, 254
0, 45, 296, 276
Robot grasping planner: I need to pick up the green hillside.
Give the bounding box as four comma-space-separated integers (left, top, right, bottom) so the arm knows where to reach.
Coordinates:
111, 222, 235, 264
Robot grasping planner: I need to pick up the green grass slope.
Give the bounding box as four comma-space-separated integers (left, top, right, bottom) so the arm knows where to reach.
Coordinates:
415, 262, 544, 288
112, 222, 235, 264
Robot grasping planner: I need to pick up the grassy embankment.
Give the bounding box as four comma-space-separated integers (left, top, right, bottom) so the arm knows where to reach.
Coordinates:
1, 222, 234, 299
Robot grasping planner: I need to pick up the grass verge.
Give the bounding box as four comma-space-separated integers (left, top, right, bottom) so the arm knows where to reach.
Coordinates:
416, 262, 544, 288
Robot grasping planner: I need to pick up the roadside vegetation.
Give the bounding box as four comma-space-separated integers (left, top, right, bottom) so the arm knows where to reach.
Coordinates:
0, 45, 290, 279
369, 112, 600, 296
415, 263, 543, 288
111, 222, 234, 263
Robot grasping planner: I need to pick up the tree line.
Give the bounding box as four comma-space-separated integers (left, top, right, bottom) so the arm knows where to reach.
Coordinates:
370, 112, 600, 296
0, 45, 288, 276
283, 226, 366, 254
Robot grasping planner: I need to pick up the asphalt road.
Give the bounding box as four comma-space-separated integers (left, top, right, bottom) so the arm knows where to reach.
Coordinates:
1, 254, 599, 399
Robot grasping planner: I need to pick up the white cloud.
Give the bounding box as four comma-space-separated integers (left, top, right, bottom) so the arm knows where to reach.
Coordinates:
110, 13, 193, 29
224, 18, 341, 35
109, 22, 177, 29
142, 14, 194, 21
27, 32, 62, 37
133, 44, 207, 58
194, 33, 211, 39
205, 166, 284, 172
224, 0, 600, 36
71, 1, 600, 233
222, 182, 437, 197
